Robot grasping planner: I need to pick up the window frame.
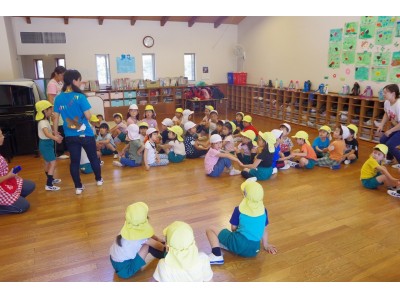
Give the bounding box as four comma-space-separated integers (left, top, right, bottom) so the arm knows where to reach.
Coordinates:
95, 54, 111, 88
56, 58, 65, 68
184, 53, 196, 81
142, 53, 156, 81
34, 59, 44, 79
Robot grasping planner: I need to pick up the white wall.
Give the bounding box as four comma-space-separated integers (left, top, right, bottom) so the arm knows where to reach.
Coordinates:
238, 16, 392, 94
11, 17, 238, 84
0, 17, 20, 80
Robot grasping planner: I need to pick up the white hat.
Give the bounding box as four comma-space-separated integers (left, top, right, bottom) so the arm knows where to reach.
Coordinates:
271, 129, 283, 139
146, 128, 158, 136
210, 134, 222, 143
280, 123, 291, 133
184, 121, 196, 131
129, 104, 138, 110
161, 118, 173, 127
341, 125, 350, 139
127, 124, 140, 140
183, 109, 194, 117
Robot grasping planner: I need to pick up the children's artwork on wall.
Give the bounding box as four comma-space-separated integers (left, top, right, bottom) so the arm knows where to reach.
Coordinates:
373, 52, 391, 66
116, 54, 136, 74
329, 42, 342, 54
361, 16, 377, 25
342, 51, 355, 64
355, 67, 369, 81
356, 51, 372, 66
376, 16, 396, 28
328, 53, 340, 69
359, 24, 375, 39
329, 29, 343, 42
343, 37, 357, 50
371, 67, 388, 82
396, 21, 400, 38
389, 67, 400, 83
391, 51, 400, 66
375, 29, 393, 45
344, 22, 358, 36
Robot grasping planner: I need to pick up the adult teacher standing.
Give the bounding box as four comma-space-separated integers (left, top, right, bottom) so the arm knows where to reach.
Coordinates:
52, 69, 103, 195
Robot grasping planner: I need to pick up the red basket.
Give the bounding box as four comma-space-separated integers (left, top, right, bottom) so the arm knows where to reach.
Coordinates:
233, 72, 247, 85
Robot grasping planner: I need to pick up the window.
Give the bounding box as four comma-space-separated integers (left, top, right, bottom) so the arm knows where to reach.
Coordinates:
56, 58, 65, 67
95, 54, 111, 87
34, 59, 44, 79
142, 54, 155, 81
184, 53, 196, 81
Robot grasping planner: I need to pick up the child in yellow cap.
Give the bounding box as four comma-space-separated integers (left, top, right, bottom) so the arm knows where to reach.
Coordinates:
138, 121, 149, 143
312, 125, 331, 158
287, 131, 317, 169
206, 179, 277, 265
110, 113, 128, 144
153, 221, 213, 282
141, 104, 158, 131
222, 122, 236, 154
197, 105, 214, 136
35, 100, 63, 191
159, 126, 186, 163
110, 202, 165, 279
360, 144, 400, 196
235, 130, 258, 164
172, 107, 183, 126
242, 115, 258, 137
342, 124, 359, 165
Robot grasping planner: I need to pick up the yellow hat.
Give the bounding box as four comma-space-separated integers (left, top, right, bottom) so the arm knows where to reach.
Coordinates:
35, 100, 53, 120
229, 121, 237, 133
292, 130, 310, 145
374, 144, 388, 156
204, 105, 214, 111
175, 108, 183, 113
89, 115, 99, 122
167, 125, 183, 142
347, 124, 358, 138
243, 115, 252, 123
240, 130, 257, 146
144, 104, 156, 117
239, 180, 265, 217
113, 113, 123, 119
138, 121, 149, 128
319, 125, 332, 134
120, 202, 154, 240
163, 221, 199, 269
258, 131, 276, 153
236, 112, 244, 118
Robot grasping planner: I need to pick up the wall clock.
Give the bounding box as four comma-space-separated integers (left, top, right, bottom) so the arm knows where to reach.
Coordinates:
143, 36, 154, 48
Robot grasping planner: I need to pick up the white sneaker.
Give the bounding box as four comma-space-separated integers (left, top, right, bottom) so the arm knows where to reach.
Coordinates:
52, 178, 62, 184
208, 253, 224, 265
100, 160, 104, 166
76, 185, 85, 195
229, 168, 241, 176
272, 167, 278, 174
57, 154, 69, 159
279, 163, 290, 170
113, 161, 123, 167
391, 164, 400, 169
387, 190, 400, 198
45, 185, 60, 191
96, 178, 104, 186
113, 154, 119, 159
344, 159, 351, 165
287, 160, 299, 167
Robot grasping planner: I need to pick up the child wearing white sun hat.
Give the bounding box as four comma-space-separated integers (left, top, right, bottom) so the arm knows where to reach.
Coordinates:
184, 121, 209, 158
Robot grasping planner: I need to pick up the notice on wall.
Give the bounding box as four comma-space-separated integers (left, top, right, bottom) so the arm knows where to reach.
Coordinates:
116, 54, 136, 73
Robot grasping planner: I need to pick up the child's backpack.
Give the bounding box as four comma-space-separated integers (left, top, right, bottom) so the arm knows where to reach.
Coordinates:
351, 82, 360, 96
360, 86, 373, 98
339, 84, 350, 95
318, 83, 325, 94
303, 80, 311, 92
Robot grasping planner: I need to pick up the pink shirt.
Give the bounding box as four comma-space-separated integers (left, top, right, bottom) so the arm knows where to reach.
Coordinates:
141, 118, 158, 129
204, 148, 220, 174
127, 117, 138, 125
223, 135, 235, 152
47, 78, 62, 96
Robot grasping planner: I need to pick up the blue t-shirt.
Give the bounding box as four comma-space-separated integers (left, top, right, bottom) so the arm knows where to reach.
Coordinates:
229, 206, 268, 242
312, 137, 330, 153
272, 144, 280, 168
54, 91, 94, 137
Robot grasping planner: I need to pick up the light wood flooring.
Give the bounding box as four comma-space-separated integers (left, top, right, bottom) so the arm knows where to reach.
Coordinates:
1, 111, 400, 282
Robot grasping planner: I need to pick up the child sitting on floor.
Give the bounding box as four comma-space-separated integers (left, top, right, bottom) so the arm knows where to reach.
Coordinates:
184, 121, 209, 159
113, 124, 144, 167
312, 125, 331, 158
96, 123, 119, 159
287, 130, 317, 169
342, 124, 359, 165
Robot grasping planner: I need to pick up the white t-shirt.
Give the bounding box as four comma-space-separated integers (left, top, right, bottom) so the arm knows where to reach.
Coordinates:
38, 119, 52, 140
153, 252, 213, 282
384, 98, 400, 126
145, 141, 157, 164
168, 140, 186, 156
109, 237, 147, 262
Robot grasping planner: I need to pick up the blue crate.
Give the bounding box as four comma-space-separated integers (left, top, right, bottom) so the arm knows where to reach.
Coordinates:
124, 91, 137, 98
124, 99, 137, 106
111, 100, 124, 107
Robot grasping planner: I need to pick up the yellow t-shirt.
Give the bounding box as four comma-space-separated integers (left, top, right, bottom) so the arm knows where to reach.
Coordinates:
360, 156, 380, 180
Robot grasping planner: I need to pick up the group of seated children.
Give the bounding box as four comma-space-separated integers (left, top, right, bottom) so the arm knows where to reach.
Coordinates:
109, 178, 277, 281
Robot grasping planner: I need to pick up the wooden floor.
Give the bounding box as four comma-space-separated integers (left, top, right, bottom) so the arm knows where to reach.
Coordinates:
1, 111, 400, 282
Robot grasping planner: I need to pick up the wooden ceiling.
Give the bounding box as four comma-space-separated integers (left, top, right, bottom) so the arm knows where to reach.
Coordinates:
22, 16, 246, 28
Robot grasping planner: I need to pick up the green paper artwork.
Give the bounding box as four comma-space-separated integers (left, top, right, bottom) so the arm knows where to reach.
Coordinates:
371, 67, 388, 82
329, 28, 343, 42
344, 22, 358, 36
389, 67, 400, 83
343, 37, 357, 51
342, 51, 355, 64
392, 51, 400, 66
328, 53, 340, 68
329, 42, 341, 54
373, 52, 391, 66
355, 67, 369, 81
396, 21, 400, 37
377, 16, 396, 28
359, 24, 375, 39
375, 29, 393, 45
356, 52, 372, 66
360, 16, 377, 25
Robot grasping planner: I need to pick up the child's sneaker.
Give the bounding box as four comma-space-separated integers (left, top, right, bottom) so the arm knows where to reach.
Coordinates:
208, 253, 224, 265
76, 185, 85, 195
96, 178, 104, 186
100, 160, 104, 166
229, 168, 241, 176
52, 178, 62, 184
287, 160, 299, 168
113, 154, 119, 159
387, 190, 400, 198
344, 159, 351, 165
279, 163, 290, 170
113, 161, 123, 167
45, 185, 60, 191
387, 186, 397, 191
294, 164, 301, 169
330, 164, 341, 170
272, 167, 278, 174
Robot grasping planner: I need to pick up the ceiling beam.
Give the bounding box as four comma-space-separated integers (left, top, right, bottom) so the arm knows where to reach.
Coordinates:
160, 16, 169, 27
64, 17, 69, 25
25, 17, 31, 24
130, 17, 136, 26
214, 16, 228, 28
98, 17, 104, 25
188, 16, 198, 27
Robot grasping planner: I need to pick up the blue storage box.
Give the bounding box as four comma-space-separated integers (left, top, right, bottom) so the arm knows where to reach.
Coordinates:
124, 91, 136, 98
227, 72, 234, 84
111, 100, 124, 107
124, 99, 136, 106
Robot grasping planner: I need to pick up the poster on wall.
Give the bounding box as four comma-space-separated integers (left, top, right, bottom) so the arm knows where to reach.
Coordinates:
356, 51, 372, 66
343, 37, 357, 50
342, 51, 355, 64
375, 29, 394, 45
355, 66, 369, 81
371, 67, 388, 82
116, 54, 136, 73
329, 29, 343, 42
344, 22, 358, 36
396, 21, 400, 37
389, 67, 400, 83
359, 24, 375, 39
373, 52, 391, 66
376, 16, 396, 28
391, 51, 400, 66
329, 42, 341, 54
328, 53, 340, 68
361, 16, 377, 25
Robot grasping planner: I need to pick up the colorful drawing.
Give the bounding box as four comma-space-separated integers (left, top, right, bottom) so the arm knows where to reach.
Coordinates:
389, 67, 400, 83
343, 37, 357, 51
355, 67, 369, 81
373, 52, 391, 66
376, 16, 396, 28
359, 24, 375, 39
344, 22, 358, 36
375, 28, 393, 45
328, 42, 341, 54
371, 67, 388, 82
329, 28, 343, 42
396, 21, 400, 37
116, 54, 136, 73
342, 51, 355, 64
360, 16, 377, 25
391, 51, 400, 66
328, 53, 340, 69
356, 51, 372, 66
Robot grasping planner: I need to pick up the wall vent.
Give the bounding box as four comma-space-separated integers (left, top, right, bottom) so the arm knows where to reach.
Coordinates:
20, 32, 66, 44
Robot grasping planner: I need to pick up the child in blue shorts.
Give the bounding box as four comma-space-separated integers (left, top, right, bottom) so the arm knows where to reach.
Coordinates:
96, 123, 119, 158
205, 179, 277, 265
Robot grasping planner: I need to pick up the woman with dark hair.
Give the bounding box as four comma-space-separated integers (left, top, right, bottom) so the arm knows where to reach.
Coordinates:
376, 84, 400, 168
47, 66, 69, 159
52, 69, 103, 195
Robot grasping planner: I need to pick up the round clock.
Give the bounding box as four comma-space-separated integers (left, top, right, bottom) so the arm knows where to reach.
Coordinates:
143, 36, 154, 48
